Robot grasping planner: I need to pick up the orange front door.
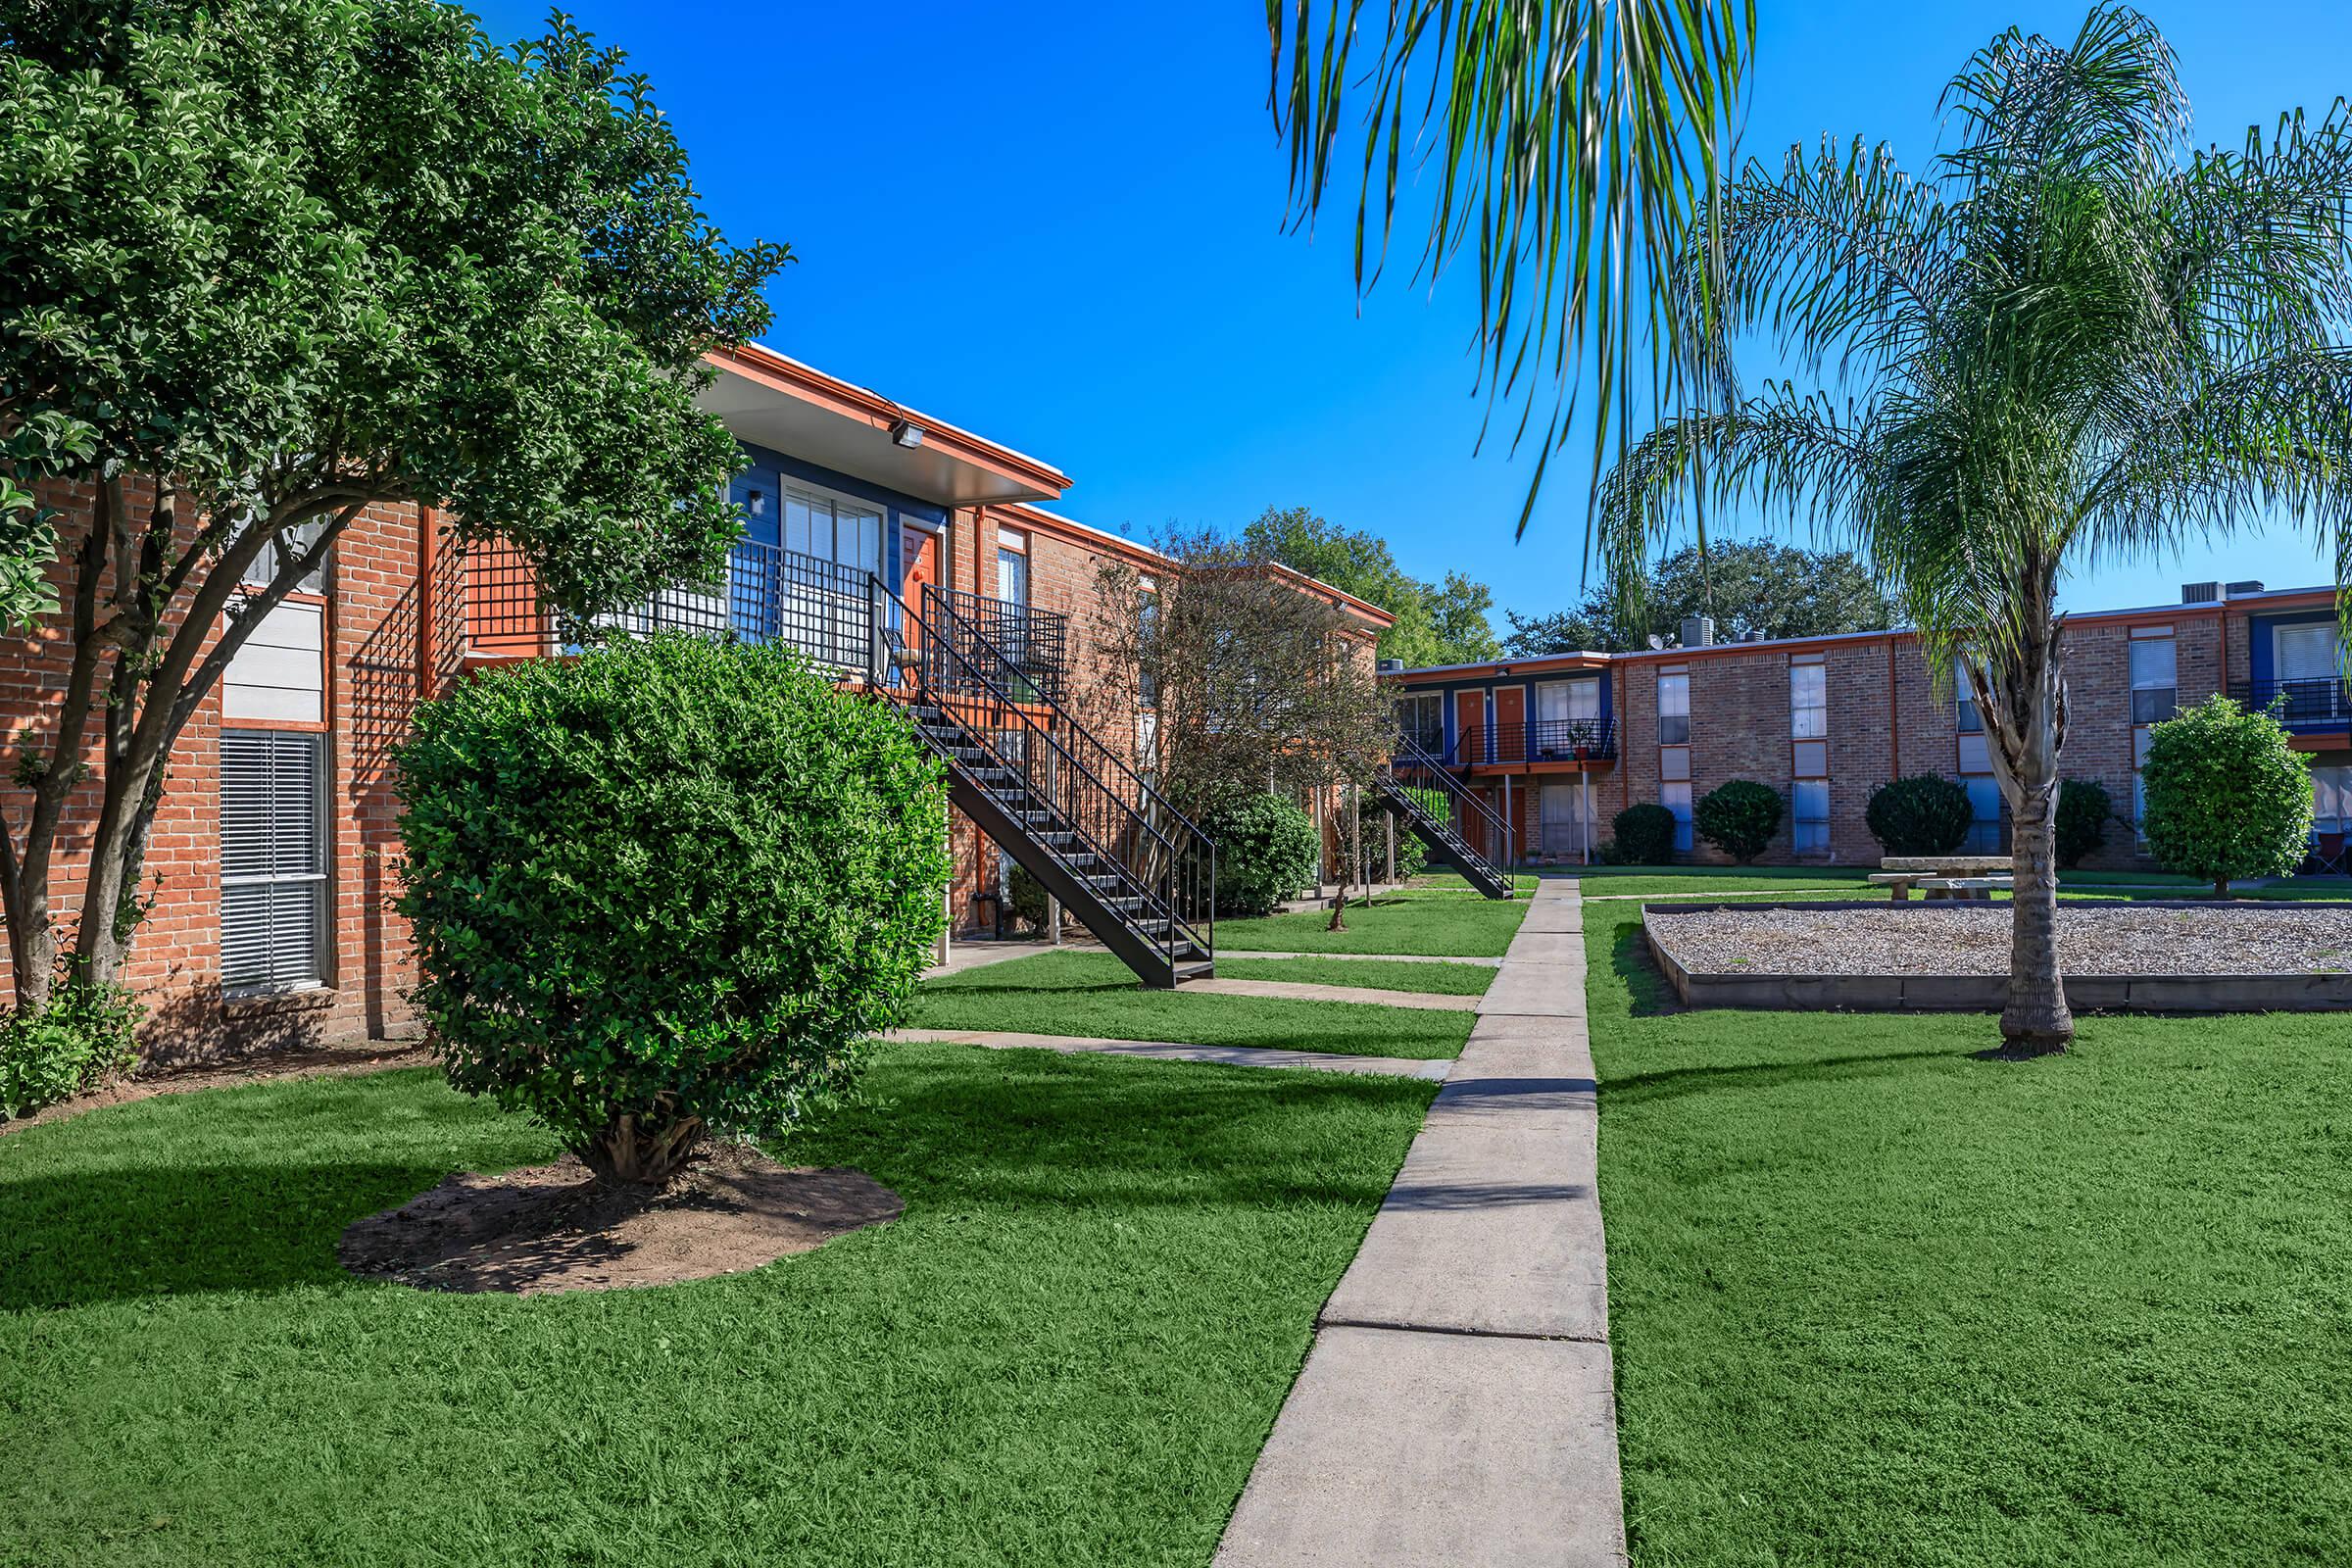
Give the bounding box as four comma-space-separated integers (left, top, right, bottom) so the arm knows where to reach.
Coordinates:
901, 525, 939, 642
1454, 690, 1486, 766
1494, 685, 1526, 762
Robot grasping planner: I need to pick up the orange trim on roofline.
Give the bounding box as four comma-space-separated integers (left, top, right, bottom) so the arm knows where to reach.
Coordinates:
710, 343, 1071, 498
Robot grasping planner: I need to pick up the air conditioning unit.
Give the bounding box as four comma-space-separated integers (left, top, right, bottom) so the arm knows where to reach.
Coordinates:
1375, 658, 1405, 675
2180, 581, 2221, 604
1680, 614, 1715, 648
1742, 628, 1767, 643
2225, 580, 2266, 597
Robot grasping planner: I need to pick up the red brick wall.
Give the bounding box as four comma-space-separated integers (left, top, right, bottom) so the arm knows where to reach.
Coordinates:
1, 483, 426, 1062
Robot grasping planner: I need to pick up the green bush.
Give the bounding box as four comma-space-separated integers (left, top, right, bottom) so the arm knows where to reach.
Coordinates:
1693, 780, 1784, 862
397, 634, 950, 1185
1005, 861, 1051, 931
1357, 791, 1434, 882
1204, 793, 1320, 917
1865, 773, 1974, 856
0, 977, 141, 1122
2139, 694, 2313, 896
2055, 778, 2115, 868
1612, 803, 1679, 865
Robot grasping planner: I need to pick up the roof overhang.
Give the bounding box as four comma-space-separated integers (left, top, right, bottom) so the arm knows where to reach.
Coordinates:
701, 344, 1069, 509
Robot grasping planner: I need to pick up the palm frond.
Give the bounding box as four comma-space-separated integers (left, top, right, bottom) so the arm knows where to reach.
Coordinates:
1269, 0, 1754, 532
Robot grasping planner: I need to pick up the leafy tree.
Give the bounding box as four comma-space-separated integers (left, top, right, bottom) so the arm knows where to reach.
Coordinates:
1270, 2, 1752, 528
1612, 803, 1679, 864
398, 636, 948, 1186
0, 0, 784, 1012
1085, 529, 1396, 821
1693, 780, 1783, 862
1592, 11, 2352, 1053
1503, 541, 1891, 655
1243, 506, 1500, 666
1866, 775, 1974, 857
2139, 696, 2314, 897
2055, 778, 2116, 869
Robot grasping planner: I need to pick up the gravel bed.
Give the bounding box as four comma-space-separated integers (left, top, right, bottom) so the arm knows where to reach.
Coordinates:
1650, 903, 2352, 977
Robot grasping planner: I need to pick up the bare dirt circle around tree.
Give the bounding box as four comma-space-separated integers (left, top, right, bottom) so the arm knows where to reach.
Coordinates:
338, 1145, 903, 1296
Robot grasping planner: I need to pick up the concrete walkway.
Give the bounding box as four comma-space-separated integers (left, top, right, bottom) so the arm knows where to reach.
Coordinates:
885, 1027, 1451, 1081
1214, 879, 1626, 1567
1181, 976, 1478, 1012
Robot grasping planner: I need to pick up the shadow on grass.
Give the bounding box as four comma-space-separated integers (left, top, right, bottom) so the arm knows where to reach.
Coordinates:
3, 1048, 1435, 1312
1610, 919, 1686, 1018
1599, 1048, 1970, 1109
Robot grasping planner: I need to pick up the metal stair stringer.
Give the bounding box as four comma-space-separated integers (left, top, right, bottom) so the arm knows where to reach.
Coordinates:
1377, 736, 1517, 900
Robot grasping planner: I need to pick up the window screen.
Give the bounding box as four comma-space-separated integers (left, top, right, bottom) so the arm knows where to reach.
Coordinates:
220, 731, 326, 992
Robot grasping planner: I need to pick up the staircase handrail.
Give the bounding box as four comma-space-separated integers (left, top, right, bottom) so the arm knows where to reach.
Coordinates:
878, 580, 1215, 965
1389, 731, 1515, 866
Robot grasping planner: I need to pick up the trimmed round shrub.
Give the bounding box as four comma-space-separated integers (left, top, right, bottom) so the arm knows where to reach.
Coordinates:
2139, 694, 2313, 896
1612, 803, 1678, 865
397, 634, 950, 1185
1204, 793, 1320, 917
2055, 778, 2114, 869
1693, 780, 1783, 862
1865, 773, 1973, 856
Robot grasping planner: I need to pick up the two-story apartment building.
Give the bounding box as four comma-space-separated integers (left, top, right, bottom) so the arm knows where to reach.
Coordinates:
9, 342, 1386, 1061
1390, 582, 2352, 872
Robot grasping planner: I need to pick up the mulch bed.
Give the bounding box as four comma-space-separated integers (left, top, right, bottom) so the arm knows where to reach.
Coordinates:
338, 1144, 903, 1296
1650, 903, 2352, 976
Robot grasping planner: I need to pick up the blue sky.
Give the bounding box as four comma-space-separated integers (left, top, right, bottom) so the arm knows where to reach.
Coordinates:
474, 0, 2348, 621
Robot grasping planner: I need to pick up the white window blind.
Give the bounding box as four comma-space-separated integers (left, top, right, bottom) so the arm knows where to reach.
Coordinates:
220, 731, 326, 992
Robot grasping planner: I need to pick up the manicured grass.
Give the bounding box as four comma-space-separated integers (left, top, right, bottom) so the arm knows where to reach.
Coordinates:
1, 1048, 1435, 1566
1399, 870, 1543, 897
911, 950, 1474, 1058
1584, 900, 2352, 1566
1213, 892, 1528, 956
1576, 865, 1877, 897
1215, 954, 1494, 996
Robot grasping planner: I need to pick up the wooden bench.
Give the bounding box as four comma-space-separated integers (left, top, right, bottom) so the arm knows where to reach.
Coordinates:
1869, 856, 2014, 903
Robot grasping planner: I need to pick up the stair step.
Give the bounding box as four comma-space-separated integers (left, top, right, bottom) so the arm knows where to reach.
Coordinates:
1173, 961, 1217, 985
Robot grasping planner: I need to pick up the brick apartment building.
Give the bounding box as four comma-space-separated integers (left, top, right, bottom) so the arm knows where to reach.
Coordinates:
7, 342, 1386, 1060
1390, 583, 2352, 872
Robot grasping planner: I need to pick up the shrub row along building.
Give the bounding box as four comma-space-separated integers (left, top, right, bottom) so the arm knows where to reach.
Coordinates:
13, 344, 1390, 1060
1386, 588, 2350, 871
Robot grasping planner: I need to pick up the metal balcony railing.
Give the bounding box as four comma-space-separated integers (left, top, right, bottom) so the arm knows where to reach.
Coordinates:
924, 585, 1070, 704
1454, 717, 1618, 766
458, 538, 1071, 697
2229, 677, 2352, 727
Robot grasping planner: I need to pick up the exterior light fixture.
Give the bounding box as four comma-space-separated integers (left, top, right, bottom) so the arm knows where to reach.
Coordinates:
746, 488, 766, 516
890, 419, 925, 449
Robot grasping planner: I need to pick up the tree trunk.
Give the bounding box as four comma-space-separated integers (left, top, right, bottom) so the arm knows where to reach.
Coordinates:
582, 1102, 707, 1187
1968, 568, 2076, 1056
2003, 762, 2073, 1054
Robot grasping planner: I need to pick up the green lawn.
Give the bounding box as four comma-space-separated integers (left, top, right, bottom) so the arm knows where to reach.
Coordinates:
1212, 892, 1528, 956
1214, 955, 1494, 996
1584, 899, 2352, 1565
1398, 870, 1543, 897
911, 950, 1474, 1058
1, 1048, 1435, 1567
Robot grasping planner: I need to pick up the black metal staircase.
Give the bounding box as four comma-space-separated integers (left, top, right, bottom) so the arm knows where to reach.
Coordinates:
885, 584, 1216, 988
1376, 734, 1517, 900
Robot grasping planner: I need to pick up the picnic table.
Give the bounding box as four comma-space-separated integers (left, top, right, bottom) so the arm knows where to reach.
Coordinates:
1869, 856, 2014, 902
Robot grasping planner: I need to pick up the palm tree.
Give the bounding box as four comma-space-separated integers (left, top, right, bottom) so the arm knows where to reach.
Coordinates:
1593, 7, 2352, 1053
1269, 1, 1755, 529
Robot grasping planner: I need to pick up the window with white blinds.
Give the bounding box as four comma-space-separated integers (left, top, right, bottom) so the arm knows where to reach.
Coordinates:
220, 731, 326, 992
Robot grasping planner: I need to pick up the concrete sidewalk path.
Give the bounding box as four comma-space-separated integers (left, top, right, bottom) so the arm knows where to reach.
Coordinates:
1214, 879, 1627, 1568
1181, 976, 1478, 1011
885, 1028, 1451, 1081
